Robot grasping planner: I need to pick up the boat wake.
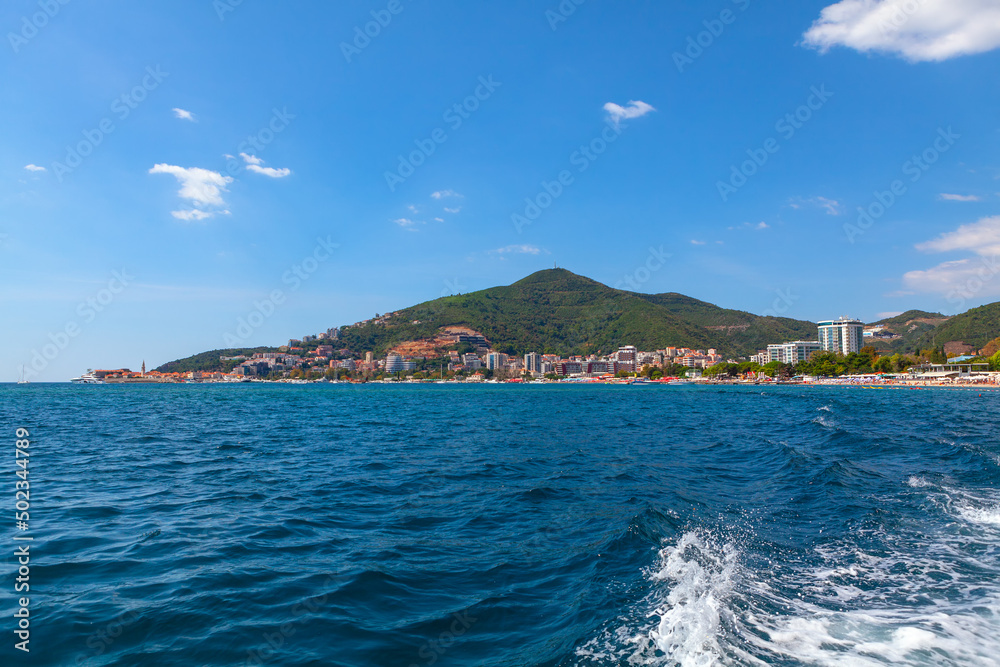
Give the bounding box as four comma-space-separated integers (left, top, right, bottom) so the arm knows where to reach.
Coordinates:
574, 487, 1000, 666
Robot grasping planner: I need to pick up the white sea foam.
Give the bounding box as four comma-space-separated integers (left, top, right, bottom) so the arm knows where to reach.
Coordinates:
575, 518, 1000, 666
818, 405, 832, 412
812, 415, 836, 429
907, 476, 931, 488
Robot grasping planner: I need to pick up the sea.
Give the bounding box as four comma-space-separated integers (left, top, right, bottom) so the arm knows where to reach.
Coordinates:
2, 383, 999, 666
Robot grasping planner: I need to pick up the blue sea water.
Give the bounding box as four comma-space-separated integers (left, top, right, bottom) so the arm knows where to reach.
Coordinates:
2, 383, 999, 666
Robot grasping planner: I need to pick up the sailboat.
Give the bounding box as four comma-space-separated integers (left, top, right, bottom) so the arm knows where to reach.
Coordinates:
17, 366, 29, 385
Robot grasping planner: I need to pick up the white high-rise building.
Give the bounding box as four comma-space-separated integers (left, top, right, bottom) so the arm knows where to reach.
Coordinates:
485, 352, 508, 370
524, 352, 542, 373
385, 354, 405, 373
817, 318, 864, 355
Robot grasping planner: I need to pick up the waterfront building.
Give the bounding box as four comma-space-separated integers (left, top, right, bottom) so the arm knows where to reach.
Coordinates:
818, 318, 865, 355
767, 341, 822, 365
485, 352, 508, 371
616, 345, 637, 373
525, 352, 542, 373
554, 361, 583, 376
385, 354, 405, 373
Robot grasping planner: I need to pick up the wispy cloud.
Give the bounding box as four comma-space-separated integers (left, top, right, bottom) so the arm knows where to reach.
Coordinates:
803, 0, 1000, 62
915, 215, 1000, 256
393, 218, 423, 231
239, 152, 291, 178
444, 207, 462, 214
603, 100, 655, 127
728, 221, 770, 231
149, 164, 233, 221
690, 239, 707, 246
173, 108, 196, 122
431, 190, 462, 200
491, 244, 546, 255
24, 164, 46, 172
939, 193, 981, 202
903, 216, 1000, 295
790, 196, 841, 215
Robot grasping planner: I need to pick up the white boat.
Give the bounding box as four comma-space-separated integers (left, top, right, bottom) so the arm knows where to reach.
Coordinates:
17, 366, 29, 385
70, 370, 104, 384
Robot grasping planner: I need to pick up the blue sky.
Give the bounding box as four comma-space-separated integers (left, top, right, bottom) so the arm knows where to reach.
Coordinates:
3, 0, 1000, 380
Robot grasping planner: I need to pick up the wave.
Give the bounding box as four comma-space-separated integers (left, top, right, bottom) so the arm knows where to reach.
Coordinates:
573, 519, 1000, 666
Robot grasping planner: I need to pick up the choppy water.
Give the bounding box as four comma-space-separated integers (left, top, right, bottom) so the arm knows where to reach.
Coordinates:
2, 384, 999, 666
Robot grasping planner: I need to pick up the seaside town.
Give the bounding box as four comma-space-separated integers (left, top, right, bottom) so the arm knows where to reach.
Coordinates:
73, 316, 1000, 387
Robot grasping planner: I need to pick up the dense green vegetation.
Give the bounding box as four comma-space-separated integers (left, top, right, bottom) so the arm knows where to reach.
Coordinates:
914, 302, 1000, 350
704, 348, 920, 379
338, 269, 819, 357
156, 269, 1000, 374
155, 347, 278, 374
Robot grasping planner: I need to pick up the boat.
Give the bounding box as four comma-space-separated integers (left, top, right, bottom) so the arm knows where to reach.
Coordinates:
70, 370, 104, 384
17, 366, 29, 385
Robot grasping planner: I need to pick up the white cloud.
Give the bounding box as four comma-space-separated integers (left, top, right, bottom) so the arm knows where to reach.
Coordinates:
790, 196, 841, 214
603, 100, 655, 127
239, 153, 291, 178
903, 216, 1000, 295
444, 207, 462, 214
23, 164, 46, 172
939, 193, 981, 202
803, 0, 1000, 62
393, 218, 423, 231
407, 204, 419, 214
172, 209, 220, 222
149, 164, 233, 220
491, 244, 546, 255
728, 222, 770, 231
431, 190, 462, 199
434, 217, 445, 223
247, 165, 291, 178
690, 239, 707, 246
173, 108, 196, 122
903, 258, 1000, 296
915, 216, 1000, 256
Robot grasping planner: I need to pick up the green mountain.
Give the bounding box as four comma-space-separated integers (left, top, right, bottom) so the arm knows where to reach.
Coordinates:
157, 269, 1000, 372
913, 302, 1000, 351
336, 269, 817, 357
